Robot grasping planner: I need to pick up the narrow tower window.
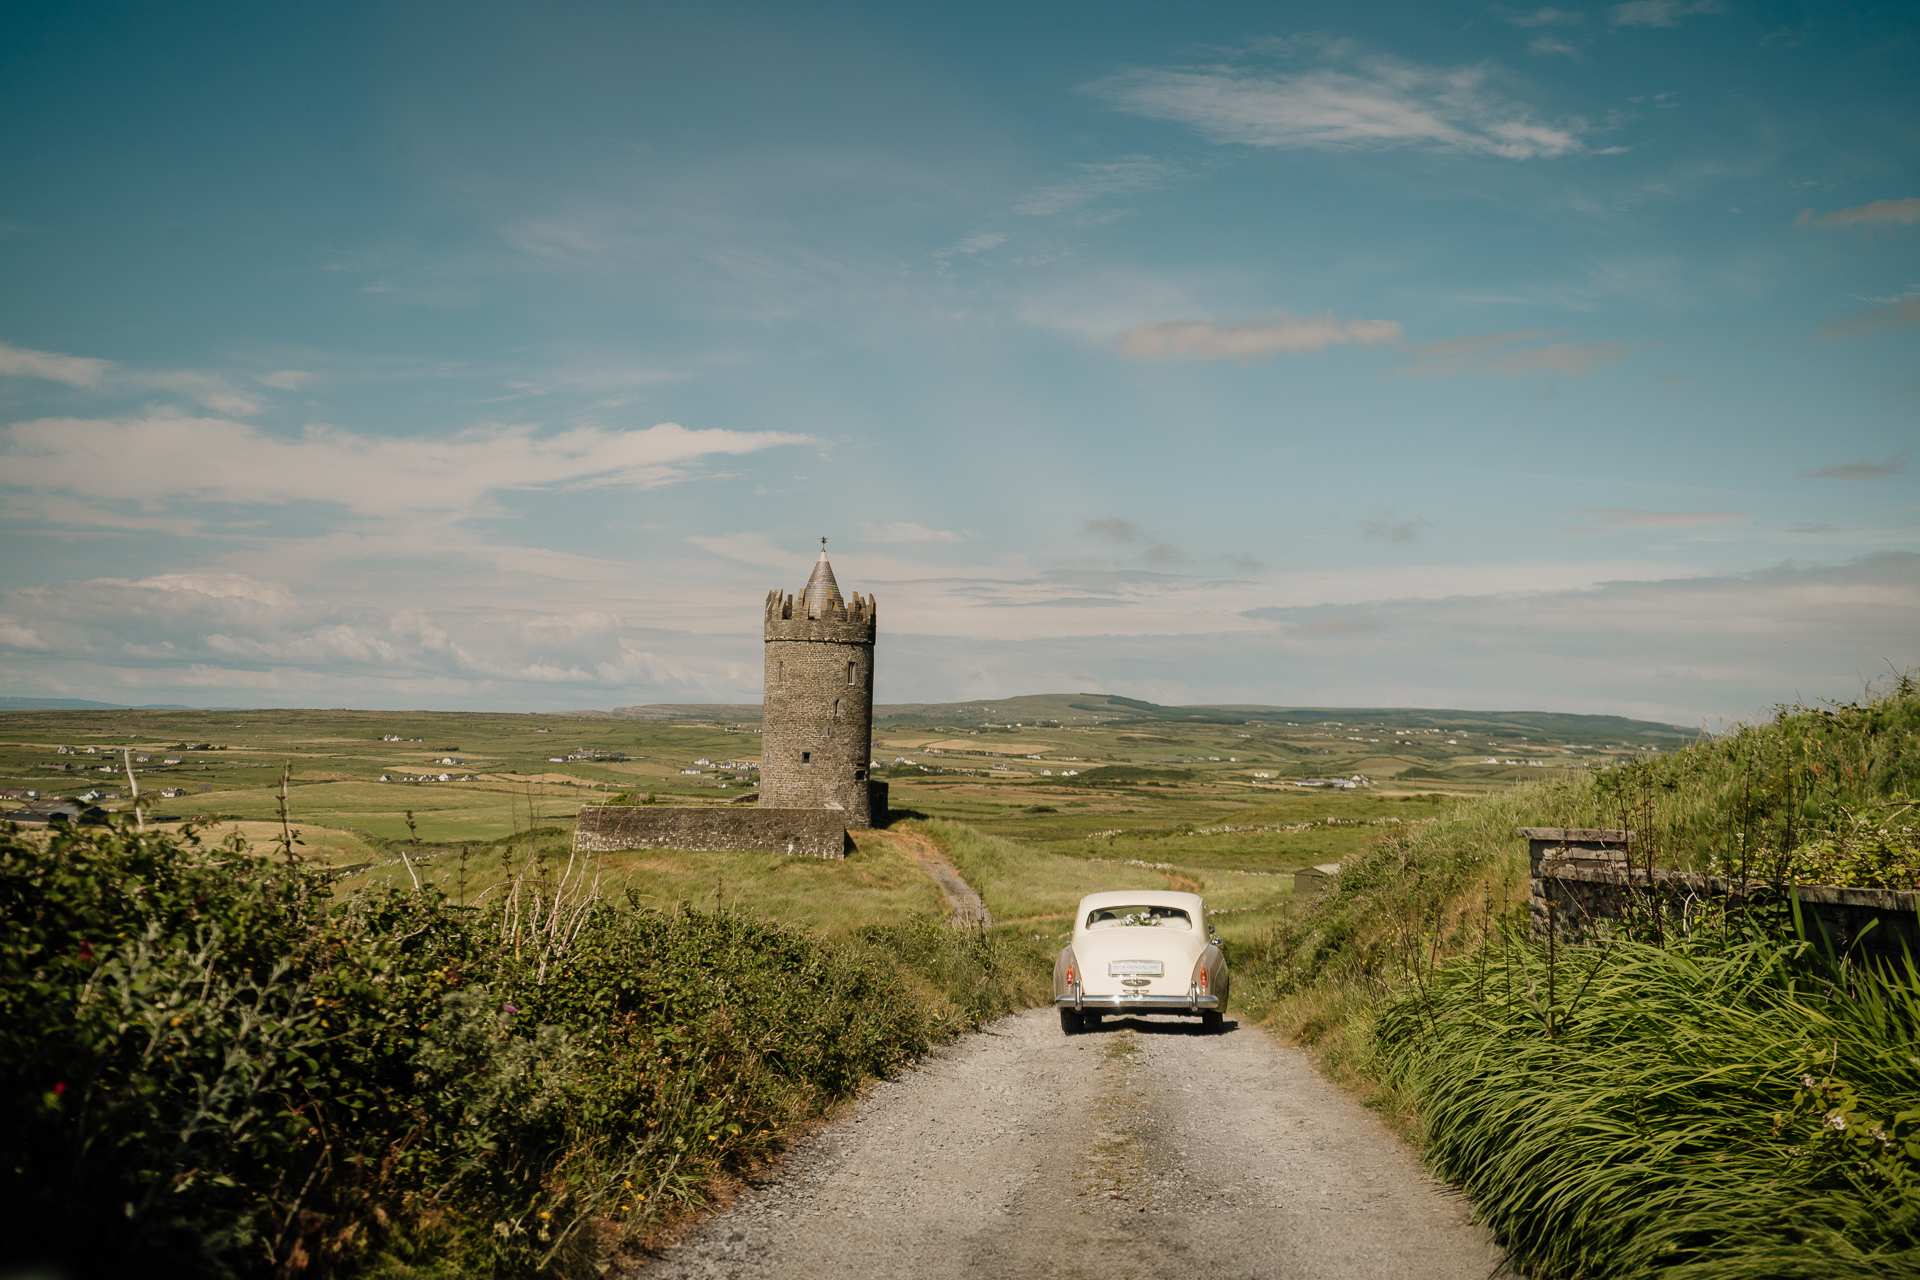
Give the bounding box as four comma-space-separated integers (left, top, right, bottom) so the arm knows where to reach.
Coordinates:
832, 698, 841, 719
801, 751, 811, 764
778, 660, 785, 687
847, 660, 856, 686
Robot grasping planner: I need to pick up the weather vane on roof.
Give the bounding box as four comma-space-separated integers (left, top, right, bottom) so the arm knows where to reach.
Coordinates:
821, 536, 828, 551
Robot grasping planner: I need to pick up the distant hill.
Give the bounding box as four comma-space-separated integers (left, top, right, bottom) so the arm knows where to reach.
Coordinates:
573, 693, 1697, 744
0, 696, 199, 711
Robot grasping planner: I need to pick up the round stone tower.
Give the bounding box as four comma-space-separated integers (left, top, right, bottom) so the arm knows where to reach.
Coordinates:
760, 541, 881, 826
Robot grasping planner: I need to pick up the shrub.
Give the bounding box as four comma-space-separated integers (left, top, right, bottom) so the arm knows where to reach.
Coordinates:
0, 822, 1002, 1278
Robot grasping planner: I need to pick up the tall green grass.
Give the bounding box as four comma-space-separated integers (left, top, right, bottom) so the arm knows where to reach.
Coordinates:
1245, 676, 1920, 1276
1371, 930, 1920, 1278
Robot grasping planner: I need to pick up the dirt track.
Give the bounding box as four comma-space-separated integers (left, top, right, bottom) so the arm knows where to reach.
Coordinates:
863, 828, 993, 926
621, 1008, 1510, 1280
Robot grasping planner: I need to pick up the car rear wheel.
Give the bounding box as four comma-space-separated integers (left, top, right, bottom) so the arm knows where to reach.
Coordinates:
1201, 1010, 1224, 1033
1059, 1008, 1083, 1035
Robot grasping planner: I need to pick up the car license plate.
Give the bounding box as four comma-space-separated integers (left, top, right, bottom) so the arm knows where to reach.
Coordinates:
1108, 960, 1164, 976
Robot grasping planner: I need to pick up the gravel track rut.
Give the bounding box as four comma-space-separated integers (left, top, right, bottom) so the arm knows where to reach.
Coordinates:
621, 1009, 1509, 1280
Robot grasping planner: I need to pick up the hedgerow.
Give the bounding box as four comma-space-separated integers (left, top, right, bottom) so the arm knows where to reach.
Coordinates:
0, 823, 1031, 1278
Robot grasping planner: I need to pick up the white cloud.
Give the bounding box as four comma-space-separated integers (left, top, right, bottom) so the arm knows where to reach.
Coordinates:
1117, 312, 1405, 363
1795, 198, 1920, 230
1012, 158, 1174, 217
859, 522, 968, 543
1609, 0, 1726, 27
0, 340, 272, 413
1087, 48, 1584, 160
1, 414, 814, 523
0, 341, 115, 388
1392, 330, 1630, 377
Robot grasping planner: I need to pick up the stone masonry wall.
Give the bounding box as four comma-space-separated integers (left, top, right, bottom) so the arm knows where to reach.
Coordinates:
575, 805, 851, 859
760, 594, 876, 825
1524, 827, 1920, 958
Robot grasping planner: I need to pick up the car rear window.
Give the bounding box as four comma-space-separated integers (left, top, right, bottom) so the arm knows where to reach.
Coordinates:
1085, 905, 1192, 930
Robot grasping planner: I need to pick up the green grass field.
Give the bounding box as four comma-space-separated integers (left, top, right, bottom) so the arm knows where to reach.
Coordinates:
0, 700, 1688, 968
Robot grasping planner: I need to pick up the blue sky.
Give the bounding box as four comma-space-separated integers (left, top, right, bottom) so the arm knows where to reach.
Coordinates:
1, 0, 1914, 724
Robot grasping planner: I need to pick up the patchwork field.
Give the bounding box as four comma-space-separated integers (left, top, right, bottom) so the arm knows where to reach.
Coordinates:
0, 695, 1690, 945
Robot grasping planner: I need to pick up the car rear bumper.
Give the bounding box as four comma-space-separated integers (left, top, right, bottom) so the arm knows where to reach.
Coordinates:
1055, 992, 1220, 1013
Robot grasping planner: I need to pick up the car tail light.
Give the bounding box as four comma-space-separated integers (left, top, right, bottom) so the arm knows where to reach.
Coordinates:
1065, 963, 1076, 984
1191, 957, 1209, 991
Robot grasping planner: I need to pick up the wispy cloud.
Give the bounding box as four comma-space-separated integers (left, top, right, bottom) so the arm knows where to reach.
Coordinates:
1503, 7, 1587, 27
1608, 0, 1725, 28
859, 522, 968, 543
0, 340, 264, 413
1798, 452, 1909, 481
1818, 298, 1920, 341
0, 341, 116, 388
1012, 158, 1174, 217
255, 370, 318, 391
2, 415, 813, 525
1084, 517, 1142, 542
1392, 329, 1630, 377
1528, 36, 1585, 58
1117, 312, 1405, 363
1795, 198, 1920, 230
1087, 45, 1584, 160
1364, 514, 1431, 542
933, 232, 1008, 265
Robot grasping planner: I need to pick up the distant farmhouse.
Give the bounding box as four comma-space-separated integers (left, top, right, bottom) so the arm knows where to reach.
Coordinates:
574, 541, 884, 859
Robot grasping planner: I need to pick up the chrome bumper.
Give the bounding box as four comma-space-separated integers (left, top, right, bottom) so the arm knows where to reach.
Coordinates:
1055, 991, 1220, 1013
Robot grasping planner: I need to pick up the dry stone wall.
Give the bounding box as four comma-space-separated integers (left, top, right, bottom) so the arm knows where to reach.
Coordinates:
575, 805, 851, 859
1524, 826, 1920, 958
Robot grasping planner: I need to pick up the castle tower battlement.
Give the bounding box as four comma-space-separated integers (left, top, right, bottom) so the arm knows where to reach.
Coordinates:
759, 543, 882, 825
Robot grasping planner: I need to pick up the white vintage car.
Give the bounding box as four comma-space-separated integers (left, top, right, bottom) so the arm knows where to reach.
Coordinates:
1053, 890, 1229, 1034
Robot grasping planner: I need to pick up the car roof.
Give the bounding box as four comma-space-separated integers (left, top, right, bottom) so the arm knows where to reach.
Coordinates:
1076, 889, 1205, 913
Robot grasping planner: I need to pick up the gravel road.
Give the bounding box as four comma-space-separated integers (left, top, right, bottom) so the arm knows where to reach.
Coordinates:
621, 1009, 1510, 1280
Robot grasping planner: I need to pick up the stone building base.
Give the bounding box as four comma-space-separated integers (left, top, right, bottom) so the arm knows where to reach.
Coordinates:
575, 805, 852, 859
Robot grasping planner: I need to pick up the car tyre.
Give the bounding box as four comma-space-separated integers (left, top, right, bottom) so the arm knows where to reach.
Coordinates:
1201, 1010, 1224, 1033
1060, 1008, 1083, 1035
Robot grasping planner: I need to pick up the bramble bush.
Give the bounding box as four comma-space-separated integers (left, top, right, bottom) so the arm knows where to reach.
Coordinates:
0, 822, 1037, 1278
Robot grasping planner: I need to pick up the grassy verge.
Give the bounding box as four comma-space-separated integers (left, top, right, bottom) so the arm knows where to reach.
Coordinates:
1372, 930, 1920, 1277
1243, 677, 1920, 1273
0, 822, 1041, 1279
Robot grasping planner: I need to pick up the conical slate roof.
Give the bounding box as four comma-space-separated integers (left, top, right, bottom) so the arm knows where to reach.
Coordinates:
801, 545, 844, 618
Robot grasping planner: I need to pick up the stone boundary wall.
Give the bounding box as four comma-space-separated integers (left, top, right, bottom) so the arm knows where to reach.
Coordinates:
575, 805, 851, 859
1523, 827, 1920, 958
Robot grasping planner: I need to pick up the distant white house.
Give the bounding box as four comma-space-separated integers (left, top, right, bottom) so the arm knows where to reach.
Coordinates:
379, 774, 392, 782
680, 768, 702, 775
548, 757, 566, 763
160, 787, 187, 798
